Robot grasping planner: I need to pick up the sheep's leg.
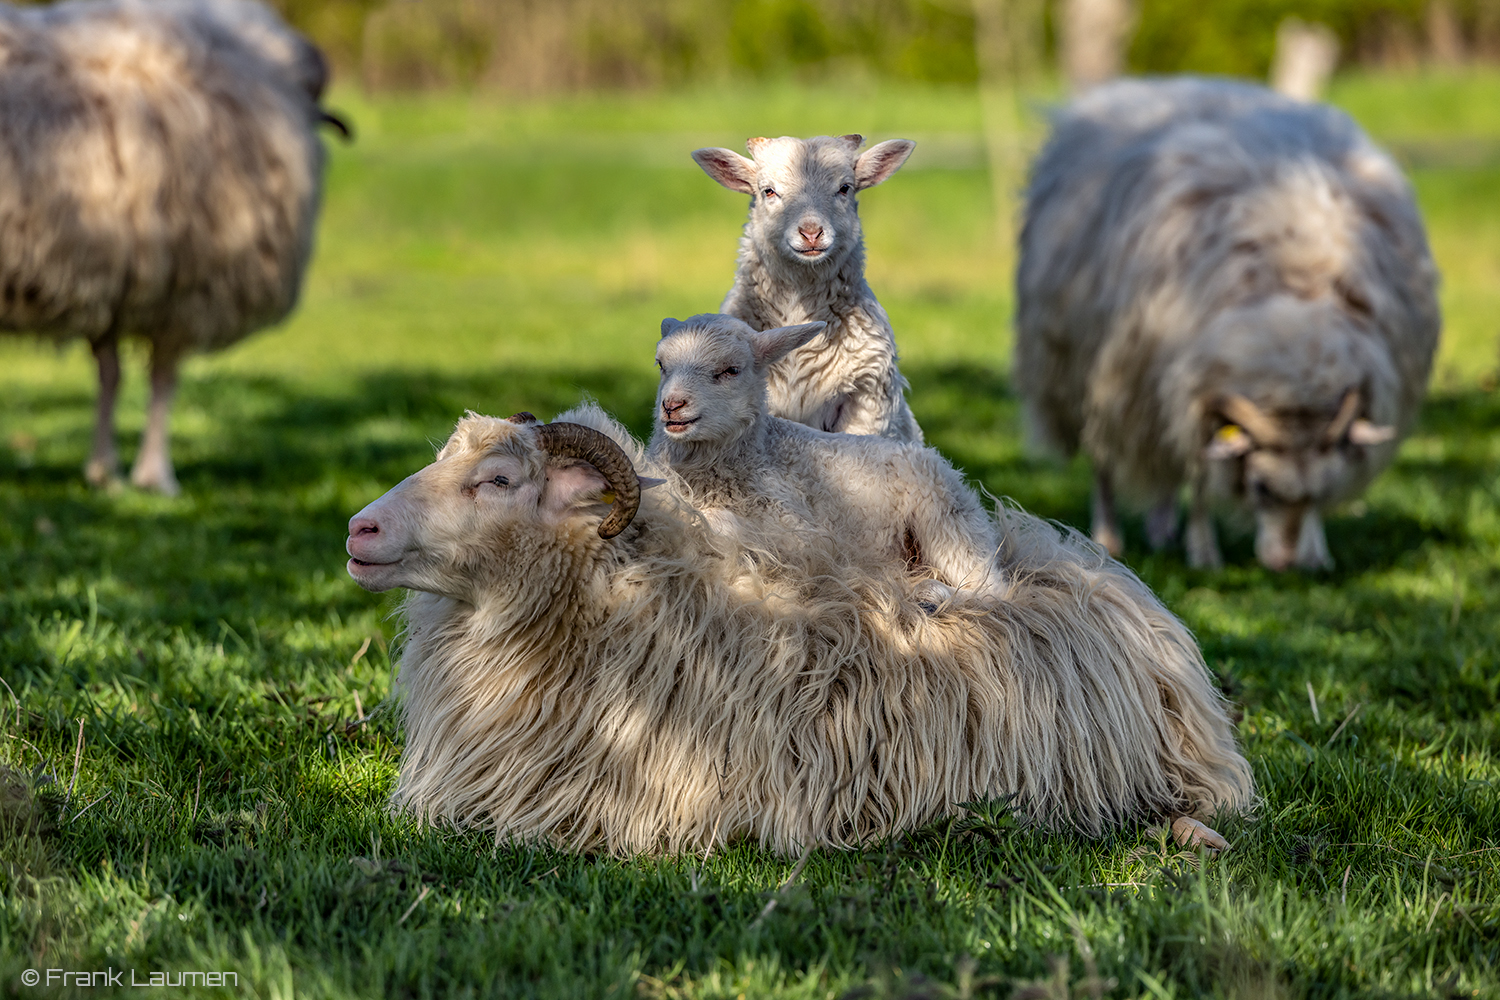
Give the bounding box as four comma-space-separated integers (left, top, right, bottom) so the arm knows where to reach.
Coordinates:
1145, 496, 1179, 550
1184, 479, 1222, 569
1294, 508, 1334, 570
1090, 467, 1124, 557
129, 345, 180, 496
85, 336, 122, 487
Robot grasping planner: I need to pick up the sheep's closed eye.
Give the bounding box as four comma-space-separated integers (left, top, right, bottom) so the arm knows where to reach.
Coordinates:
489, 475, 509, 488
715, 367, 740, 380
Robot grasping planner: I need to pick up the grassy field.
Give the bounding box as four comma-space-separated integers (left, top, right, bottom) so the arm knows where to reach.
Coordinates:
1, 72, 1498, 998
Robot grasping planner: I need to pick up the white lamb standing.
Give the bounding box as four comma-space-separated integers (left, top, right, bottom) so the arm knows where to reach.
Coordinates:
346, 405, 1252, 854
1015, 77, 1440, 570
647, 313, 1008, 605
0, 0, 344, 494
693, 134, 923, 443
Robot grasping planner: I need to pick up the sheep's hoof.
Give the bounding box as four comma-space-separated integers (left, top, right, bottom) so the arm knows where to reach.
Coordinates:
1091, 525, 1123, 558
84, 458, 120, 491
129, 463, 180, 497
1170, 815, 1229, 852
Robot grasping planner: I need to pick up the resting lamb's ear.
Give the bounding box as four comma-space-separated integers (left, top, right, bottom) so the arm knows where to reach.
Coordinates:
540, 460, 612, 525
692, 147, 756, 194
854, 139, 915, 190
660, 318, 683, 339
1205, 424, 1254, 460
749, 322, 826, 367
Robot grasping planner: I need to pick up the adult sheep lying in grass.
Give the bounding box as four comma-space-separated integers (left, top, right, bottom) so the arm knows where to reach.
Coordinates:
346, 405, 1253, 854
1015, 77, 1439, 570
0, 0, 343, 494
648, 312, 1008, 606
693, 134, 923, 443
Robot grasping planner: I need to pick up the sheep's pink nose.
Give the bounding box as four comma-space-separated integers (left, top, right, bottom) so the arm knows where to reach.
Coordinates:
662, 397, 688, 417
798, 223, 824, 242
349, 516, 380, 539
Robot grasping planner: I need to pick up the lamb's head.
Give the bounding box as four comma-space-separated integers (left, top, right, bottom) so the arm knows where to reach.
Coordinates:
653, 314, 825, 453
692, 135, 914, 272
1193, 301, 1398, 571
346, 413, 645, 601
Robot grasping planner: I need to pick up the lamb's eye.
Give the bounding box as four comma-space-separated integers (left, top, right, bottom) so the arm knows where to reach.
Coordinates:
838, 183, 851, 195
716, 366, 740, 379
762, 187, 777, 198
655, 359, 663, 371
490, 475, 509, 488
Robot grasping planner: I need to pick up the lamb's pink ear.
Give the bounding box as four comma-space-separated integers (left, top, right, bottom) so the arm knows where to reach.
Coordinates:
540, 460, 612, 524
838, 133, 864, 151
750, 322, 826, 367
854, 139, 915, 190
692, 147, 756, 193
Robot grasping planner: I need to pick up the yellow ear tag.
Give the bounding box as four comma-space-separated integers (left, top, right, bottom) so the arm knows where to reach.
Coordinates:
1215, 424, 1244, 443
598, 490, 616, 504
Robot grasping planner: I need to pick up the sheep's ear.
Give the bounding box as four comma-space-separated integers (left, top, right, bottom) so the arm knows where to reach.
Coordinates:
639, 476, 667, 490
750, 322, 826, 367
854, 139, 915, 190
540, 460, 612, 524
1204, 424, 1254, 460
838, 133, 864, 151
1347, 419, 1396, 445
660, 318, 683, 339
692, 147, 756, 193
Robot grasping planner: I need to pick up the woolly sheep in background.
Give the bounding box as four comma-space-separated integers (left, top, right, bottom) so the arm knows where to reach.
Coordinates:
692, 134, 923, 443
648, 313, 1009, 606
1015, 77, 1439, 570
345, 405, 1252, 854
0, 0, 347, 494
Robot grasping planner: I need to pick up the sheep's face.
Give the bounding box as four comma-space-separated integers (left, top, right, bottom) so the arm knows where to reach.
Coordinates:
654, 315, 826, 450
1192, 299, 1398, 570
692, 136, 915, 271
346, 417, 613, 601
1205, 392, 1394, 570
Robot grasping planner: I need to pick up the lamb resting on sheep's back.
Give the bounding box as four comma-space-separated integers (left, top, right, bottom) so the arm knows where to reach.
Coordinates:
648, 312, 1008, 606
694, 134, 922, 443
0, 0, 343, 494
1015, 77, 1440, 570
346, 405, 1253, 855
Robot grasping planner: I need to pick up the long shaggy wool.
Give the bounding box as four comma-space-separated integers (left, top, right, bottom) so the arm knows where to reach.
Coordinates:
1014, 76, 1439, 503
0, 0, 327, 354
388, 405, 1253, 855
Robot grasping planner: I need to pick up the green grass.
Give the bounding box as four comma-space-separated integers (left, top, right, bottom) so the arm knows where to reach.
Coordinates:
2, 72, 1499, 998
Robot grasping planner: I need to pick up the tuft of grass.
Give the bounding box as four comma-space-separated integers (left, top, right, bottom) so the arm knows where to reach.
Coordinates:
0, 75, 1497, 997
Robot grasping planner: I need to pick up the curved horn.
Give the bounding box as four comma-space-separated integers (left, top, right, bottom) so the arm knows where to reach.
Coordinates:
506, 411, 538, 424
533, 422, 641, 539
1218, 394, 1283, 446
1324, 388, 1362, 444
318, 109, 354, 142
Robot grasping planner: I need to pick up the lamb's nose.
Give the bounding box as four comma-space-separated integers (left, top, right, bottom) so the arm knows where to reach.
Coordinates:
662, 397, 688, 417
798, 223, 824, 242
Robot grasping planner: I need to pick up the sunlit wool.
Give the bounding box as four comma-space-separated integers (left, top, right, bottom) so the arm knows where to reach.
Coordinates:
1015, 77, 1440, 570
360, 405, 1253, 855
648, 312, 1009, 605
0, 0, 334, 494
693, 134, 923, 443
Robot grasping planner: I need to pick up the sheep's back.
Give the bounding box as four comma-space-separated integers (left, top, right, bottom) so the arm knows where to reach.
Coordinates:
0, 0, 325, 351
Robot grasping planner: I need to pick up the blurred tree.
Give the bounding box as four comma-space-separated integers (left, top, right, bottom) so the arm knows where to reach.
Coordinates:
1061, 0, 1132, 90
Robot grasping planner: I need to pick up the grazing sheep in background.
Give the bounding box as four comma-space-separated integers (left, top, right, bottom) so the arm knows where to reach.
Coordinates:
1015, 77, 1439, 570
345, 405, 1253, 855
648, 313, 1008, 605
0, 0, 344, 494
693, 134, 923, 443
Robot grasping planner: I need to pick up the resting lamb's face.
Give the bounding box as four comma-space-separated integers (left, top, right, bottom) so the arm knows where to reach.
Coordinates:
691, 135, 915, 271
346, 417, 614, 600
654, 315, 825, 449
